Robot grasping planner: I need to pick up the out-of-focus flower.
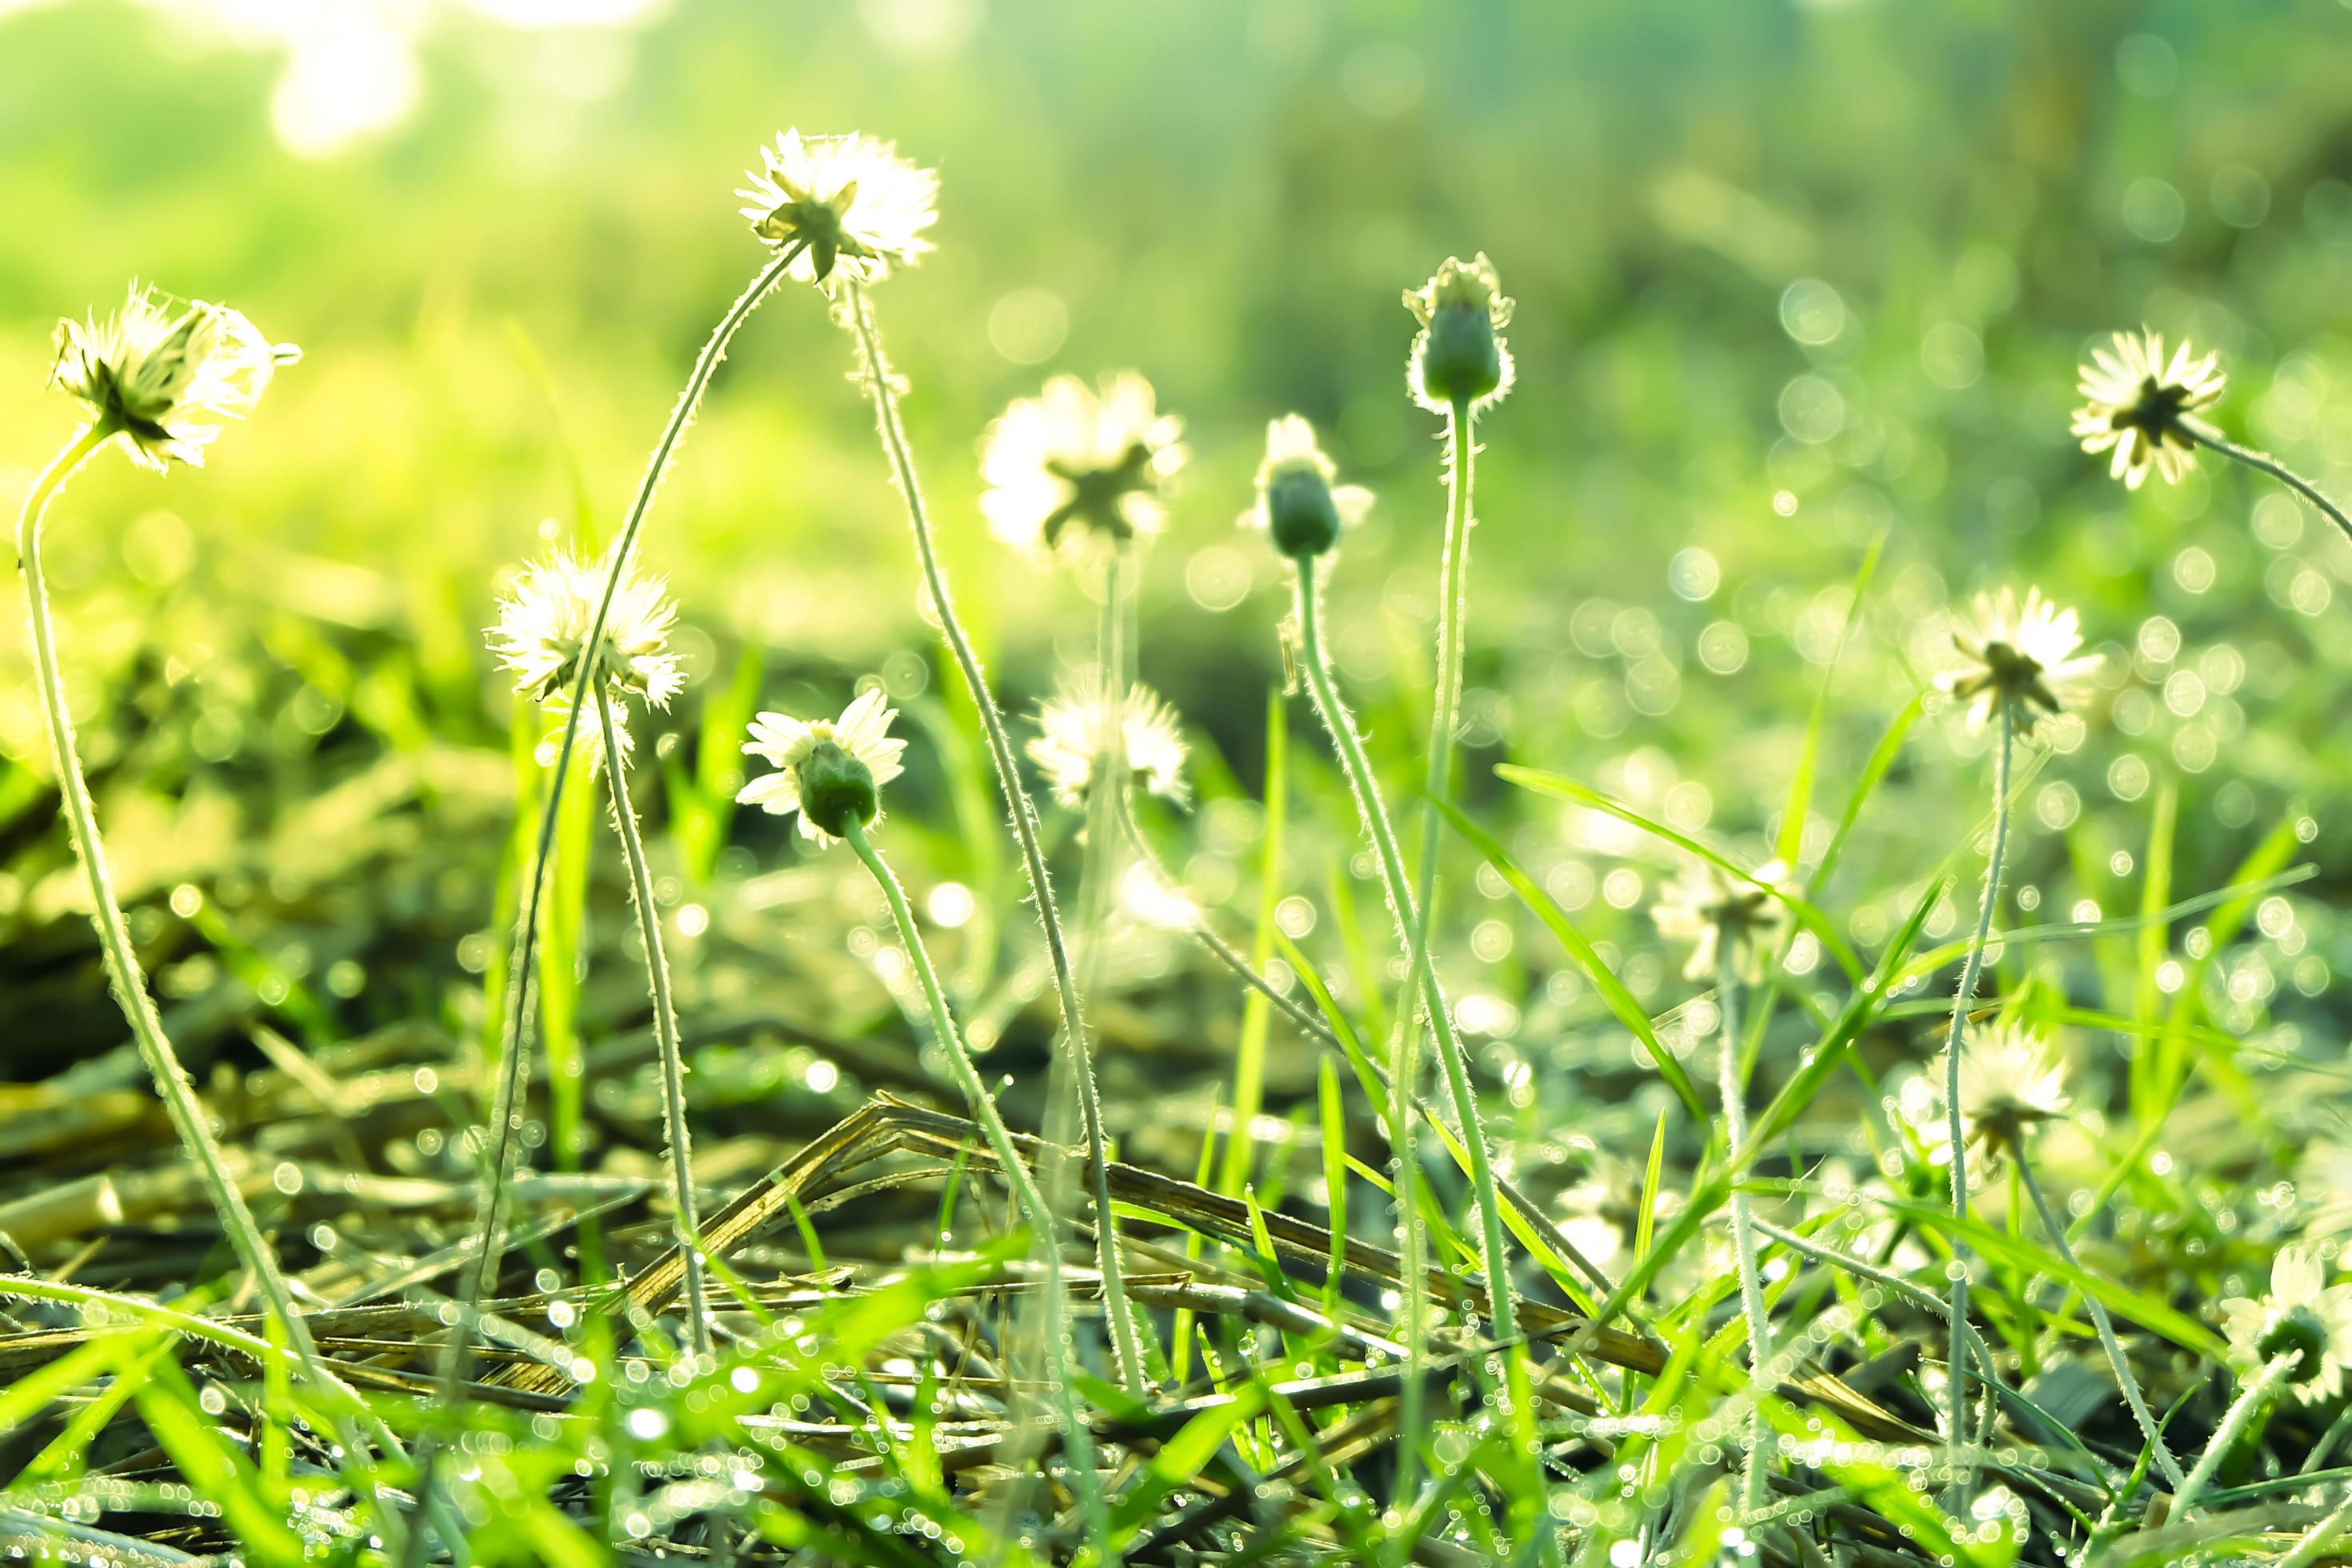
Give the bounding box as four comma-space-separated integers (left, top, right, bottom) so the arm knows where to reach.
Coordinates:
2219, 1246, 2352, 1404
1651, 858, 1796, 983
737, 130, 939, 284
1939, 587, 2100, 734
1942, 1021, 2070, 1159
50, 284, 298, 471
1238, 415, 1374, 559
980, 373, 1186, 564
1026, 672, 1190, 810
489, 549, 683, 712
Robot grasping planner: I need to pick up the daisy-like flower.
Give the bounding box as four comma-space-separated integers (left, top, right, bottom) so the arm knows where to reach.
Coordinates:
1942, 1020, 2070, 1159
1403, 253, 1514, 414
1938, 586, 2102, 735
50, 284, 299, 472
488, 548, 684, 713
1651, 858, 1796, 983
736, 129, 940, 285
736, 688, 909, 847
2070, 329, 2226, 491
2219, 1246, 2352, 1404
1239, 414, 1374, 560
1026, 671, 1190, 810
979, 373, 1187, 564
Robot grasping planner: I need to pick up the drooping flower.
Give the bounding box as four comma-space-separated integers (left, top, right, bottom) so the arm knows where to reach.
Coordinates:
1938, 587, 2102, 735
736, 130, 940, 285
1403, 253, 1514, 414
489, 548, 684, 714
1942, 1021, 2071, 1159
979, 373, 1186, 564
737, 689, 909, 847
1238, 415, 1374, 560
2070, 329, 2226, 491
50, 284, 299, 471
2219, 1246, 2352, 1404
1026, 672, 1190, 810
1651, 858, 1796, 983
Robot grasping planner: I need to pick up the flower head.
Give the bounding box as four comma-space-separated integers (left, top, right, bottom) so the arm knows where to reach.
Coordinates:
1651, 858, 1795, 983
2219, 1246, 2352, 1403
1942, 1021, 2070, 1160
50, 284, 299, 471
736, 689, 909, 847
1403, 253, 1514, 414
1239, 415, 1374, 559
489, 548, 684, 713
736, 130, 939, 285
980, 373, 1186, 565
1026, 673, 1190, 810
2071, 329, 2226, 490
1938, 587, 2101, 735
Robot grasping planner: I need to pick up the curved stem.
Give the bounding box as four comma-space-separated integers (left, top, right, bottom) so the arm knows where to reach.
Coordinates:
1942, 700, 2014, 1504
840, 280, 1143, 1395
1716, 962, 1773, 1514
2013, 1148, 2183, 1486
2173, 1354, 2297, 1516
410, 241, 805, 1559
2187, 422, 2352, 550
841, 817, 1107, 1546
596, 692, 710, 1355
16, 427, 413, 1546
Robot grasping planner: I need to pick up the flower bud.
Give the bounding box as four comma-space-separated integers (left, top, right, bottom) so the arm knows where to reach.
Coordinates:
796, 739, 880, 839
1403, 253, 1514, 414
1241, 415, 1373, 561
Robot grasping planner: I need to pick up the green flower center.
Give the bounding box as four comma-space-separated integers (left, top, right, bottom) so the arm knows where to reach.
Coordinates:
2259, 1304, 2331, 1385
2114, 374, 2196, 445
796, 738, 880, 838
1042, 442, 1156, 549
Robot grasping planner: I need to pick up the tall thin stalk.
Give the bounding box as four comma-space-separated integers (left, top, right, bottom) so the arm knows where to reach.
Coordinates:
14, 427, 409, 1492
410, 240, 805, 1558
2013, 1149, 2183, 1486
595, 692, 710, 1355
839, 279, 1145, 1394
1290, 562, 1519, 1500
1715, 957, 1774, 1514
1941, 701, 2015, 1503
2187, 423, 2352, 550
841, 816, 1108, 1548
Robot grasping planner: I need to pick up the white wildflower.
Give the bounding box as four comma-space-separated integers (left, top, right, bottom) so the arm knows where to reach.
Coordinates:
737, 688, 908, 847
980, 373, 1186, 564
50, 284, 298, 471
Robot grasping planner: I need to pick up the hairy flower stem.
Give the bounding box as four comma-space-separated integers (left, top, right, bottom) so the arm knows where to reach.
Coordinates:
15, 428, 411, 1498
409, 240, 805, 1559
841, 280, 1145, 1394
595, 693, 710, 1355
1291, 562, 1519, 1503
1941, 700, 2014, 1506
2278, 1490, 2352, 1568
842, 818, 1107, 1546
1716, 961, 1774, 1515
2174, 1354, 2298, 1516
2012, 1150, 2183, 1486
2188, 423, 2352, 550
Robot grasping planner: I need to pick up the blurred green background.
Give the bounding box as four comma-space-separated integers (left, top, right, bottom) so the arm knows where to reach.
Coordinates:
4, 0, 2350, 1188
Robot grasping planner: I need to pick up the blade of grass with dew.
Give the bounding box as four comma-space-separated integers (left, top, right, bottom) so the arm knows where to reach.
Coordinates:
1498, 765, 1866, 984
1220, 689, 1285, 1196
1811, 691, 1925, 890
2132, 782, 2178, 1121
134, 1362, 306, 1568
542, 746, 595, 1173
1433, 797, 1706, 1120
1318, 1054, 1348, 1321
1170, 1086, 1220, 1390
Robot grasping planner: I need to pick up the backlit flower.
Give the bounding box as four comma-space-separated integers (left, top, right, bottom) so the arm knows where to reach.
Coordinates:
1026, 673, 1190, 810
2071, 329, 2225, 491
737, 689, 909, 847
979, 373, 1186, 564
1651, 858, 1795, 983
1938, 587, 2100, 734
2219, 1246, 2352, 1403
1239, 415, 1374, 559
489, 548, 683, 712
1403, 253, 1514, 414
50, 284, 299, 471
1943, 1021, 2070, 1159
736, 130, 939, 285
